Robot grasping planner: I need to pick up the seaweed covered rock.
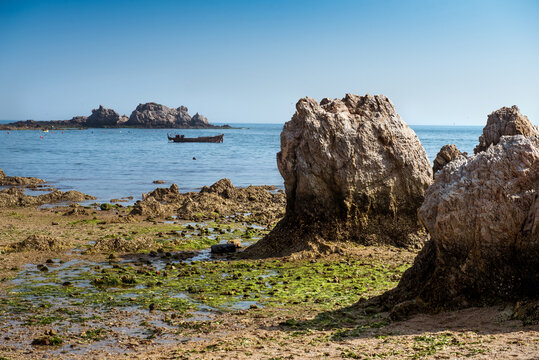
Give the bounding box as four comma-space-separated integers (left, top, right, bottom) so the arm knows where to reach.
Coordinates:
381, 135, 539, 318
0, 187, 95, 207
474, 105, 538, 154
176, 180, 284, 224
432, 144, 466, 174
131, 197, 173, 218
14, 235, 68, 251
129, 178, 285, 225
243, 94, 432, 258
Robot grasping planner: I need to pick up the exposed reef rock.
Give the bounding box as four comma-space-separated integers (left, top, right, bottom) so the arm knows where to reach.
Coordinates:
474, 105, 539, 154
432, 144, 466, 174
13, 235, 68, 252
130, 179, 285, 226
377, 135, 539, 319
0, 103, 230, 130
0, 168, 46, 186
243, 94, 432, 258
0, 187, 96, 208
85, 105, 128, 127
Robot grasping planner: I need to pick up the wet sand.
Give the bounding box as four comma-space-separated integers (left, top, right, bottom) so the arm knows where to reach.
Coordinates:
0, 200, 537, 359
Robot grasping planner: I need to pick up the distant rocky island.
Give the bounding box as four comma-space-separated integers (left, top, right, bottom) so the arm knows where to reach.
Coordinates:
0, 102, 231, 130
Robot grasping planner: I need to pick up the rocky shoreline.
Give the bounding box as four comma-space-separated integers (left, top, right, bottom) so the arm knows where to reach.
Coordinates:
0, 102, 232, 130
0, 95, 538, 359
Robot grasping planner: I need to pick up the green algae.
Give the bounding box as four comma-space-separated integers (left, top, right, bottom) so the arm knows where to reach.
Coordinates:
4, 254, 409, 324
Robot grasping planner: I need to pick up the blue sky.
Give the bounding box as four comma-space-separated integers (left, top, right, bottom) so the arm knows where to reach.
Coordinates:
0, 0, 537, 125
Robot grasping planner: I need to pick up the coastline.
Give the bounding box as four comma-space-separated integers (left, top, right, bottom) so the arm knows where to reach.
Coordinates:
0, 173, 537, 359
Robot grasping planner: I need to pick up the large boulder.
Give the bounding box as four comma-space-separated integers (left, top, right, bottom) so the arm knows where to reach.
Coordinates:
243, 94, 432, 258
380, 135, 539, 318
432, 144, 466, 174
474, 105, 538, 154
85, 105, 126, 127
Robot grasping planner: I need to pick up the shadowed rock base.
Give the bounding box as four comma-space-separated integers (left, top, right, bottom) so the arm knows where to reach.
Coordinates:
368, 134, 539, 320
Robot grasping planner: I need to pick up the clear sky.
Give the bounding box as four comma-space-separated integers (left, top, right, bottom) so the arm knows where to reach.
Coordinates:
0, 0, 538, 125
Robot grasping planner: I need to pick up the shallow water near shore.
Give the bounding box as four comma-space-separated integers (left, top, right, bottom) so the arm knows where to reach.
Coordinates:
0, 123, 481, 202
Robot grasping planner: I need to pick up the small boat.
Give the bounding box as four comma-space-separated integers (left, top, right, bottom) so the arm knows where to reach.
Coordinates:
167, 134, 224, 143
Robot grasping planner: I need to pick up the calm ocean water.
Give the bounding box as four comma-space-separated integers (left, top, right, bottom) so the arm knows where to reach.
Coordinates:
0, 122, 482, 203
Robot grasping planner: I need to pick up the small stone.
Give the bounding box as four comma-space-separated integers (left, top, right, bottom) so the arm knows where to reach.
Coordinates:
210, 243, 236, 254
227, 239, 242, 248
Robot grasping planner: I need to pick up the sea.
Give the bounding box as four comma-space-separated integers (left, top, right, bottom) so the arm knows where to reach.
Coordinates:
0, 121, 482, 204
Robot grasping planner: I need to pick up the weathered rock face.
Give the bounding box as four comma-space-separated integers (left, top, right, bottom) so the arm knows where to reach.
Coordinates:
243, 94, 433, 258
474, 105, 539, 154
432, 144, 466, 174
191, 113, 209, 126
85, 105, 126, 127
127, 102, 200, 128
381, 135, 539, 317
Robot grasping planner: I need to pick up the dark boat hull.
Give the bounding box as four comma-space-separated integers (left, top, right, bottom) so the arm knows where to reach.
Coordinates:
168, 134, 224, 143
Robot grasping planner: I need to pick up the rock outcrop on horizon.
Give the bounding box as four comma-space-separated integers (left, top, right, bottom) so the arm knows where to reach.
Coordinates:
127, 103, 193, 128
374, 106, 539, 320
0, 102, 229, 130
85, 105, 128, 127
432, 144, 466, 174
474, 105, 539, 154
243, 93, 433, 258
